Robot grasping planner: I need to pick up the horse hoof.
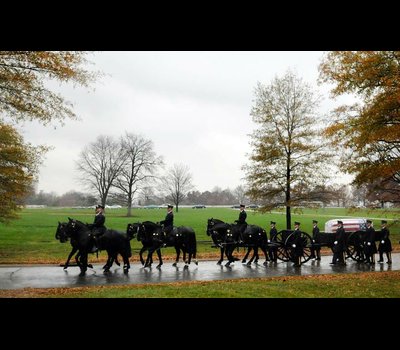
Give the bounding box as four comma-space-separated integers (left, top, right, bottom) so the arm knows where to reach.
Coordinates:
63, 266, 68, 270
242, 259, 246, 264
88, 264, 93, 269
217, 261, 222, 265
123, 268, 129, 274
156, 264, 162, 269
246, 262, 252, 266
195, 260, 198, 265
102, 264, 108, 269
79, 272, 86, 277
172, 262, 177, 267
225, 262, 231, 267
184, 265, 189, 269
116, 262, 121, 266
263, 261, 268, 266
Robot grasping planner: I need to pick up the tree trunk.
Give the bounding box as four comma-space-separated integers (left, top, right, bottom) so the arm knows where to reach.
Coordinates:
286, 203, 291, 230
286, 158, 291, 230
126, 193, 132, 217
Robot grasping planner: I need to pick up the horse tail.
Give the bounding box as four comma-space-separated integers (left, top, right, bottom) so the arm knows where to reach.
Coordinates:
190, 230, 197, 256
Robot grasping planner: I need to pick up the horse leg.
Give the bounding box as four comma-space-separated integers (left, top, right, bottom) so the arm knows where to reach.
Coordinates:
139, 247, 146, 266
225, 246, 233, 266
144, 248, 153, 268
122, 253, 130, 274
103, 252, 112, 271
193, 248, 198, 265
74, 251, 81, 266
217, 247, 224, 265
185, 250, 192, 269
172, 246, 180, 267
226, 245, 235, 266
261, 247, 269, 265
64, 246, 78, 269
248, 247, 259, 265
242, 247, 251, 264
79, 253, 88, 276
156, 248, 163, 269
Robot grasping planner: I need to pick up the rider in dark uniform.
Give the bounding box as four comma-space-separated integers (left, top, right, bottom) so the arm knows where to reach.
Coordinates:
88, 205, 106, 252
310, 220, 321, 261
378, 220, 392, 264
235, 204, 247, 243
331, 220, 346, 265
364, 219, 377, 264
268, 221, 278, 262
160, 204, 174, 235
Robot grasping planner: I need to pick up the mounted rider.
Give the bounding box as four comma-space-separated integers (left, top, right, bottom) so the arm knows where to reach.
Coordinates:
235, 204, 247, 243
160, 204, 174, 236
88, 204, 107, 252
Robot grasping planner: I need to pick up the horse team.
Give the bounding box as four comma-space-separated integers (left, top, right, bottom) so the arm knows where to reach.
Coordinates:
55, 215, 278, 276
55, 218, 198, 276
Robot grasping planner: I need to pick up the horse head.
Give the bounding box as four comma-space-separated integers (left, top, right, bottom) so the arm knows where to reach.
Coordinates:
66, 217, 89, 236
206, 218, 216, 236
141, 221, 164, 244
207, 218, 229, 242
126, 223, 140, 240
55, 222, 69, 243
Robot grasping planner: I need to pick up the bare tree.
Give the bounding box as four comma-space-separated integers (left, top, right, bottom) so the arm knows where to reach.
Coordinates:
244, 70, 331, 229
114, 133, 163, 216
233, 185, 247, 205
161, 163, 194, 212
139, 186, 157, 205
76, 135, 127, 206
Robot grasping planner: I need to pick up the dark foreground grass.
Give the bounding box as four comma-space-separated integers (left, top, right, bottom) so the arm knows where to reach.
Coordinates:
1, 271, 400, 298
0, 207, 399, 264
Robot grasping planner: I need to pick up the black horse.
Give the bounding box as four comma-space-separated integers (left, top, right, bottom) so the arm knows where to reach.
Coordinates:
55, 221, 121, 270
241, 224, 269, 266
206, 218, 237, 265
206, 218, 268, 266
55, 221, 94, 270
127, 222, 164, 268
127, 221, 197, 269
63, 218, 131, 275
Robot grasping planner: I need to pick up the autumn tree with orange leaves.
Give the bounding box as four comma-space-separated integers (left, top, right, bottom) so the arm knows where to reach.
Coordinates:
319, 51, 400, 199
0, 124, 47, 223
0, 51, 97, 221
0, 51, 96, 125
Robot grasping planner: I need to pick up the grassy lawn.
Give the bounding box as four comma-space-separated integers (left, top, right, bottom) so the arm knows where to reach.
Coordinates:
1, 271, 400, 298
0, 206, 399, 264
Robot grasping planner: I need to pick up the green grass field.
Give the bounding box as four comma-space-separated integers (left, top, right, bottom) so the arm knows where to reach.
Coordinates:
0, 206, 399, 264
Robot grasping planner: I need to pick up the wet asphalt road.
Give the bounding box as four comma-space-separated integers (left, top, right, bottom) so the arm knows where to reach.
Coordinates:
0, 254, 398, 290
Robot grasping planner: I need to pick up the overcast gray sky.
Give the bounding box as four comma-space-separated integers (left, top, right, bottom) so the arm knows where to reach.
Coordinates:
17, 51, 353, 195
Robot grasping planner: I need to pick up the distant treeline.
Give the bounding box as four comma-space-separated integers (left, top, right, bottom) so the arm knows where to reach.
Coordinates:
23, 187, 251, 207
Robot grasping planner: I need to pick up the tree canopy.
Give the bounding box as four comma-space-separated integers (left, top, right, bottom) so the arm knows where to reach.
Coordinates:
319, 51, 400, 196
0, 51, 97, 222
0, 51, 96, 125
0, 123, 46, 223
244, 70, 330, 229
